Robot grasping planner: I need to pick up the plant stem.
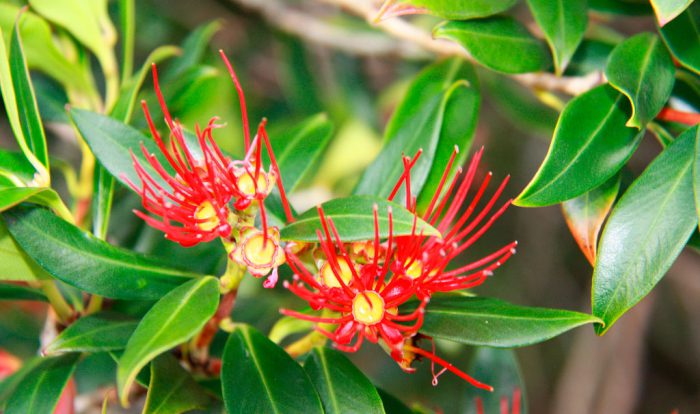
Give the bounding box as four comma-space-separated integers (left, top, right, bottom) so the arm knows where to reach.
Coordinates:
41, 281, 73, 324
656, 107, 700, 125
284, 330, 328, 358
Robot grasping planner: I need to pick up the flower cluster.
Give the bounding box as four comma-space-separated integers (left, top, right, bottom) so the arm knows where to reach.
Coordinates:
124, 51, 293, 288
281, 147, 517, 388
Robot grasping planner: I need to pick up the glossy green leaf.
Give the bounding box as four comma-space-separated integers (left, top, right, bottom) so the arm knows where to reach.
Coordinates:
660, 2, 700, 75
0, 218, 49, 281
44, 313, 137, 355
416, 296, 601, 347
606, 33, 675, 128
0, 283, 46, 301
381, 0, 518, 20
304, 347, 385, 414
280, 196, 439, 242
515, 84, 642, 207
3, 207, 197, 299
434, 18, 550, 74
465, 348, 526, 414
266, 113, 334, 192
143, 354, 210, 414
70, 108, 169, 190
565, 39, 616, 76
5, 354, 79, 414
562, 174, 621, 265
117, 277, 220, 406
377, 389, 414, 414
221, 324, 324, 414
651, 0, 694, 26
92, 165, 114, 240
526, 0, 587, 75
0, 187, 71, 221
9, 19, 48, 170
593, 126, 699, 334
0, 150, 35, 185
356, 59, 478, 201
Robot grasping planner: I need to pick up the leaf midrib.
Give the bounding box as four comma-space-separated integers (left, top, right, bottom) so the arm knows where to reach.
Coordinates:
426, 307, 595, 323
317, 349, 340, 414
241, 327, 282, 414
51, 321, 135, 352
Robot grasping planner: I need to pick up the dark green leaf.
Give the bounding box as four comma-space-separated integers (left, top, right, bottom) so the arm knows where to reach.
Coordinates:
377, 389, 414, 414
280, 196, 439, 242
416, 296, 601, 347
0, 283, 46, 301
564, 39, 616, 76
383, 0, 518, 20
562, 174, 621, 265
356, 59, 478, 201
434, 18, 550, 74
265, 113, 334, 192
70, 108, 169, 189
44, 312, 137, 354
651, 0, 694, 26
221, 324, 323, 414
606, 33, 675, 128
117, 277, 220, 406
92, 165, 114, 239
164, 20, 220, 82
143, 354, 210, 414
0, 218, 50, 281
304, 347, 385, 414
10, 19, 48, 169
3, 206, 197, 299
593, 126, 699, 334
526, 0, 588, 75
5, 354, 79, 414
515, 84, 642, 207
589, 0, 652, 15
0, 358, 42, 410
695, 124, 700, 226
465, 348, 526, 414
660, 2, 700, 75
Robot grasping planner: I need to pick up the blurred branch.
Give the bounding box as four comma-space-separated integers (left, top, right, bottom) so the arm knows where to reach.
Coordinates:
315, 0, 602, 96
228, 0, 429, 59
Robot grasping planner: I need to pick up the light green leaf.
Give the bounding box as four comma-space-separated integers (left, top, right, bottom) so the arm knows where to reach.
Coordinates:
380, 0, 519, 20
515, 84, 642, 207
221, 324, 324, 414
44, 312, 137, 354
117, 277, 220, 406
0, 218, 49, 281
593, 126, 699, 334
434, 17, 550, 74
651, 0, 694, 26
526, 0, 588, 75
606, 33, 675, 128
304, 347, 385, 414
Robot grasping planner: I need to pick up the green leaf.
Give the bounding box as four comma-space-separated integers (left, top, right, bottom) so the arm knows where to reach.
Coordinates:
280, 196, 439, 242
514, 84, 642, 207
0, 218, 49, 281
562, 174, 621, 265
465, 348, 526, 414
0, 283, 46, 301
695, 125, 700, 227
416, 296, 601, 347
92, 165, 114, 240
0, 358, 42, 410
651, 0, 694, 26
3, 206, 198, 299
221, 324, 324, 414
589, 0, 652, 15
117, 277, 220, 406
593, 126, 699, 335
434, 18, 550, 74
660, 2, 700, 75
9, 18, 48, 170
143, 354, 210, 414
164, 20, 221, 82
377, 389, 414, 414
44, 312, 137, 355
384, 0, 519, 20
5, 354, 79, 414
266, 113, 334, 192
355, 59, 477, 201
606, 33, 675, 128
70, 108, 169, 189
565, 39, 616, 76
0, 187, 72, 221
304, 347, 385, 414
526, 0, 587, 75
0, 149, 35, 185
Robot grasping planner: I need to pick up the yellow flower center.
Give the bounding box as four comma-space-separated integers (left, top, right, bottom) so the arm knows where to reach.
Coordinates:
320, 257, 354, 288
194, 201, 220, 231
405, 260, 423, 279
237, 172, 269, 197
352, 291, 385, 325
243, 233, 278, 266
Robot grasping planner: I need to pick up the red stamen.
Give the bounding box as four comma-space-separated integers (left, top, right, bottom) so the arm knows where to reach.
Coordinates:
404, 345, 493, 391
219, 50, 251, 150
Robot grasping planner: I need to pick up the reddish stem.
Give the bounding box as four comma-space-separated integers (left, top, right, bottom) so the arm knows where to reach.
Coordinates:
196, 290, 237, 349
656, 107, 700, 125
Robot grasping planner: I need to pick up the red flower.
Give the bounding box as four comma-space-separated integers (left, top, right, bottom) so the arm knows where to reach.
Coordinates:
125, 52, 294, 248
390, 147, 517, 298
